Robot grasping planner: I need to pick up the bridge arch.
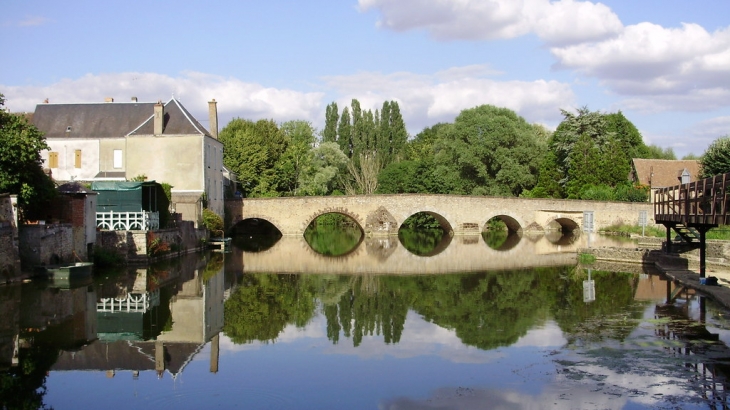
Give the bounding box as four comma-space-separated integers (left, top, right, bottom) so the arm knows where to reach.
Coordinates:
483, 214, 523, 233
401, 211, 454, 235
304, 208, 365, 235
230, 216, 283, 237
545, 216, 580, 233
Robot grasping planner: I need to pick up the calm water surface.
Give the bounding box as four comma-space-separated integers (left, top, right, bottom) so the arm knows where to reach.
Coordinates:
2, 232, 730, 409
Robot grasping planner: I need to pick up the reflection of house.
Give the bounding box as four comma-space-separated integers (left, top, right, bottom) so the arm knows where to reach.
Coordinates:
630, 159, 701, 201
32, 97, 224, 225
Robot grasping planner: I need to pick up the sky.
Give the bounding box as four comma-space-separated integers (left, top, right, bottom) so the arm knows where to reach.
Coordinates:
1, 0, 729, 158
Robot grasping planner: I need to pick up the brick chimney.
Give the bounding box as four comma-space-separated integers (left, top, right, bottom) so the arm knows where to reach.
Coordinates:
208, 99, 218, 139
154, 100, 164, 135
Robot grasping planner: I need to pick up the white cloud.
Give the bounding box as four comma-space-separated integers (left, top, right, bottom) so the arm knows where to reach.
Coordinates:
1, 71, 325, 131
551, 23, 730, 111
358, 0, 622, 45
4, 68, 573, 136
323, 67, 574, 133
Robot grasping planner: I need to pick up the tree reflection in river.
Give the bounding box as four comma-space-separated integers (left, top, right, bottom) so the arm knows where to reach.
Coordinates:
223, 267, 646, 351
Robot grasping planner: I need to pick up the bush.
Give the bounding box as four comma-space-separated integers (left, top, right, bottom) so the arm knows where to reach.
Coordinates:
202, 208, 223, 233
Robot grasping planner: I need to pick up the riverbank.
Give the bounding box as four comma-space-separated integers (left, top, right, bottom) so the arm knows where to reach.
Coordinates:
580, 237, 730, 310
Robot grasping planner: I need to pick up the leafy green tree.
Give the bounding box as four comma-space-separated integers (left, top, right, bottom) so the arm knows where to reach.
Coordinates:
323, 102, 339, 143
275, 120, 316, 195
641, 144, 676, 160
545, 107, 646, 197
297, 142, 349, 195
0, 93, 56, 219
219, 118, 287, 197
566, 133, 601, 197
700, 135, 730, 178
432, 105, 545, 196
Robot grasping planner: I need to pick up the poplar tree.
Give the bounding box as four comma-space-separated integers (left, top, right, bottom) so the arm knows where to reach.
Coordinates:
323, 102, 339, 143
337, 107, 352, 157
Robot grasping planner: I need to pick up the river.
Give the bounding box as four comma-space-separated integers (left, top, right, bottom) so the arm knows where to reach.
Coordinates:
1, 231, 729, 409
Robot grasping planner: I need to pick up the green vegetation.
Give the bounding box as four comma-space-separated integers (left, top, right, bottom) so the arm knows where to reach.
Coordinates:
202, 208, 224, 233
600, 223, 665, 238
0, 93, 57, 220
93, 247, 125, 267
578, 253, 596, 264
223, 267, 647, 351
699, 135, 730, 178
215, 96, 730, 220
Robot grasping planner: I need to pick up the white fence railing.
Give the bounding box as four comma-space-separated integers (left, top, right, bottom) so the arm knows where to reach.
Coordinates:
97, 290, 160, 313
96, 211, 159, 231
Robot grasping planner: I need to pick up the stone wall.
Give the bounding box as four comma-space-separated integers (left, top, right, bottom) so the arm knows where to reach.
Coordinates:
0, 194, 20, 282
95, 221, 206, 264
19, 223, 74, 269
0, 228, 20, 282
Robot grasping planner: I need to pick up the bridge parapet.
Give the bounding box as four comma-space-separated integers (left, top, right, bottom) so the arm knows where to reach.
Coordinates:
228, 194, 657, 237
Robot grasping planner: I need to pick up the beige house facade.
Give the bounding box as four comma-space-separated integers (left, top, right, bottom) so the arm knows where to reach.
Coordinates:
33, 97, 224, 224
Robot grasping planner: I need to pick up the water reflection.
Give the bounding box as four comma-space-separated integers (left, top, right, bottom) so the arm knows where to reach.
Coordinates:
5, 236, 730, 409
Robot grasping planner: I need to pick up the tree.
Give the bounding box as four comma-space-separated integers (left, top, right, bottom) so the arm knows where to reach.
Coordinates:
700, 135, 730, 178
0, 93, 56, 219
337, 107, 352, 157
219, 118, 287, 197
323, 102, 339, 143
275, 120, 317, 195
432, 105, 545, 196
545, 107, 646, 196
297, 142, 349, 195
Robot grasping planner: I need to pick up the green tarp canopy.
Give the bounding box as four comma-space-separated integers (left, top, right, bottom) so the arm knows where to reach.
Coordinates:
92, 181, 167, 213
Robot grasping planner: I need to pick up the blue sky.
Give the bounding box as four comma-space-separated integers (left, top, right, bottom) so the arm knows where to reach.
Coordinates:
2, 0, 729, 158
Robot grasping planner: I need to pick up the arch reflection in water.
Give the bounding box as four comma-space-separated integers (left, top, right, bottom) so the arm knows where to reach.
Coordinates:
240, 233, 637, 275
304, 213, 364, 256
398, 212, 452, 256
230, 218, 282, 252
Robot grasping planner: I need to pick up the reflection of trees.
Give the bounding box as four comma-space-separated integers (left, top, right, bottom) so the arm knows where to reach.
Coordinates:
398, 228, 445, 256
304, 225, 362, 256
551, 269, 645, 345
0, 342, 58, 410
223, 274, 316, 344
223, 268, 646, 351
408, 269, 562, 350
323, 276, 410, 346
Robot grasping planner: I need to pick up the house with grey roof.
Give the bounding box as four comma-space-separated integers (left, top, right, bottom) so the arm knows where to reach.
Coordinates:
32, 97, 225, 225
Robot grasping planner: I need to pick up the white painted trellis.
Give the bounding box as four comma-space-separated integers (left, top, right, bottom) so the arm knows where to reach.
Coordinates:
96, 211, 159, 231
97, 289, 160, 313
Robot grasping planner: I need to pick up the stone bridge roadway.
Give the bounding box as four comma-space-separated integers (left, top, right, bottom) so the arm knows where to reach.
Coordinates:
226, 194, 655, 237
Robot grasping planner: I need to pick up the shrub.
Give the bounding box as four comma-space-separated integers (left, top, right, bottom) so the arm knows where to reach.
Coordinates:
202, 208, 223, 233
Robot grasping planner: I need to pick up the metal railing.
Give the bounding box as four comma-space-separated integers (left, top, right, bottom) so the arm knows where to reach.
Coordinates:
654, 172, 730, 226
96, 211, 160, 231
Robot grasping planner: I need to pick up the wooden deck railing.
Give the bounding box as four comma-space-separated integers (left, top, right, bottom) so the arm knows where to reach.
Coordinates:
654, 172, 730, 226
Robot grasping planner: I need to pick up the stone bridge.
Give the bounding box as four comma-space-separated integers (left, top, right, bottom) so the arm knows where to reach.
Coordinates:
226, 194, 656, 236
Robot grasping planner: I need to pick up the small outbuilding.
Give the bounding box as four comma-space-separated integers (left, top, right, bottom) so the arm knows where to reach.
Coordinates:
92, 181, 170, 230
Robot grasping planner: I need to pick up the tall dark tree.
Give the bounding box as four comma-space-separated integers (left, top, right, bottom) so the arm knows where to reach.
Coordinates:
323, 102, 339, 143
350, 99, 364, 162
337, 107, 352, 157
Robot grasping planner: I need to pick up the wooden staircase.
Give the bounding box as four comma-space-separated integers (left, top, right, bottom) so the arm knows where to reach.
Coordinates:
671, 223, 702, 247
